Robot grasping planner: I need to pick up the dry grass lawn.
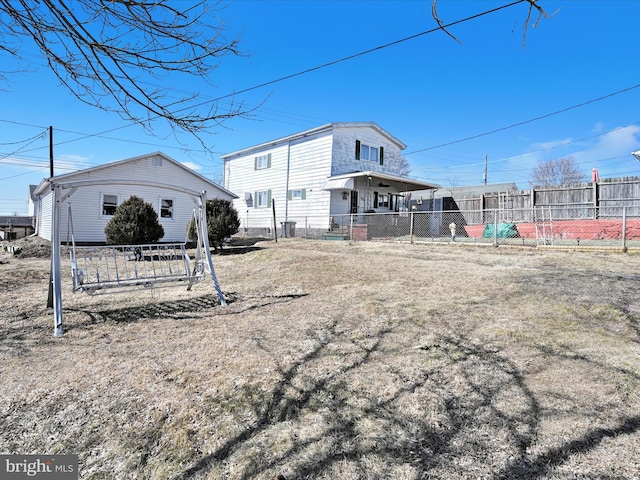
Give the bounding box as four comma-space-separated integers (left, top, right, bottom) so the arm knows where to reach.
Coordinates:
1, 238, 640, 479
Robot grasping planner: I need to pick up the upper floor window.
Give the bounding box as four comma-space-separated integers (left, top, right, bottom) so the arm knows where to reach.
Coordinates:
255, 153, 272, 170
101, 194, 119, 217
356, 140, 384, 165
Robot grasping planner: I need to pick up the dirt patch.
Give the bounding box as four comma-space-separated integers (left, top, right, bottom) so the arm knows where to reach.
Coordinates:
2, 236, 54, 259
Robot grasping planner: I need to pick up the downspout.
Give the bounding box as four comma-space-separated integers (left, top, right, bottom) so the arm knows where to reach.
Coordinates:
285, 140, 291, 222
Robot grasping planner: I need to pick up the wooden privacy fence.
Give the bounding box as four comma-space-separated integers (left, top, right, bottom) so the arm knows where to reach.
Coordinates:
452, 176, 640, 222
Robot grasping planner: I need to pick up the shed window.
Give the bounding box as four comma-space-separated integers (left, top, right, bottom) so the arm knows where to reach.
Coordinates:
160, 199, 174, 220
102, 194, 119, 217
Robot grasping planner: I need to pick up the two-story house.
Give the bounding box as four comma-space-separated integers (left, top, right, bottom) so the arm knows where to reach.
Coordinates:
222, 122, 440, 238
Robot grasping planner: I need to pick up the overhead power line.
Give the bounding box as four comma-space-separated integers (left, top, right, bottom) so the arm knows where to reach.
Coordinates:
407, 83, 640, 155
192, 1, 528, 108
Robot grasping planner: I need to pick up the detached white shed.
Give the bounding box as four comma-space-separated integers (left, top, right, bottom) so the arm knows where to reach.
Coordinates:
34, 152, 237, 244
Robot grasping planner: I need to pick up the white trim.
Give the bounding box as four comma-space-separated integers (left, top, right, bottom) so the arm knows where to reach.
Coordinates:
101, 192, 120, 218
159, 197, 175, 221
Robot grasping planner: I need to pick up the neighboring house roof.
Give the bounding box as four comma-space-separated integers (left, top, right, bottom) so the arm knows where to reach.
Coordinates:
0, 216, 34, 228
324, 171, 440, 192
33, 152, 237, 198
411, 183, 520, 201
221, 122, 407, 159
432, 182, 520, 198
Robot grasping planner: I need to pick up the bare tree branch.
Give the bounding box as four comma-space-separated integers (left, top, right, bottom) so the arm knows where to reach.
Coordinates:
431, 0, 462, 44
0, 0, 251, 143
431, 0, 558, 46
522, 0, 560, 48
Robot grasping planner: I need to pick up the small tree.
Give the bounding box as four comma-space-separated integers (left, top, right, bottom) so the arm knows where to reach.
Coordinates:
188, 198, 240, 251
531, 156, 585, 187
104, 196, 164, 245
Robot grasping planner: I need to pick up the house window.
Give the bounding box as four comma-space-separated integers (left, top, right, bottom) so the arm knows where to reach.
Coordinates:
362, 145, 378, 162
256, 190, 271, 208
356, 141, 383, 164
288, 189, 306, 200
374, 192, 390, 209
160, 198, 174, 220
255, 153, 272, 170
101, 194, 119, 217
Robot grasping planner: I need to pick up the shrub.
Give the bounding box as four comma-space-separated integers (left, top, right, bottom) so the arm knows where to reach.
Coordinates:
104, 195, 164, 245
187, 198, 240, 251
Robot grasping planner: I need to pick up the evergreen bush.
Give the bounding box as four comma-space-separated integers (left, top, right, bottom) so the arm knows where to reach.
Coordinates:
104, 195, 164, 245
187, 198, 240, 251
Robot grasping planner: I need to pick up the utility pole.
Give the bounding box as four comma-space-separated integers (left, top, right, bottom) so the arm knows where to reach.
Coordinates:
49, 126, 54, 177
47, 126, 54, 308
483, 154, 488, 185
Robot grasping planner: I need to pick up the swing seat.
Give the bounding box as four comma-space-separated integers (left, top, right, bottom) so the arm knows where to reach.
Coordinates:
50, 183, 227, 336
70, 243, 205, 294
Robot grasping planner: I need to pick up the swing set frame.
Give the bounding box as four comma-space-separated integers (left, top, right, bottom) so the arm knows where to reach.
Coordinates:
47, 178, 228, 337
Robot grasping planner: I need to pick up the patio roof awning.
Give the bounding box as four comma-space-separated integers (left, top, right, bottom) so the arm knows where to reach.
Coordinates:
323, 171, 440, 192
323, 177, 355, 190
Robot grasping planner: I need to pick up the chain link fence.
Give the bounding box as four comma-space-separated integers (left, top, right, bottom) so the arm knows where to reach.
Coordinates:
240, 207, 640, 250
327, 207, 640, 250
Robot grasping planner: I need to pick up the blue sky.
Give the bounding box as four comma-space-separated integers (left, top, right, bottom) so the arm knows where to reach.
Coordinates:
2, 0, 640, 215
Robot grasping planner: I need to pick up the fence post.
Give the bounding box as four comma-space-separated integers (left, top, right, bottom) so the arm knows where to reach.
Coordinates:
622, 206, 627, 252
410, 210, 414, 244
493, 211, 498, 247
349, 213, 354, 241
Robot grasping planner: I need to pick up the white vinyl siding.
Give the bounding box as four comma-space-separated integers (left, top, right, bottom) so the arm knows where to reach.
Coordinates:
335, 128, 400, 176
224, 132, 333, 230
36, 154, 235, 243
38, 191, 53, 241
222, 123, 407, 228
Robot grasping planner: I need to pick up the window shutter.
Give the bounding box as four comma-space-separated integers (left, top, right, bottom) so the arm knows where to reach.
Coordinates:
267, 190, 272, 205
373, 191, 379, 208
288, 190, 292, 200
267, 153, 272, 168
355, 140, 361, 160
254, 191, 258, 208
380, 147, 384, 166
301, 188, 306, 200
254, 157, 257, 171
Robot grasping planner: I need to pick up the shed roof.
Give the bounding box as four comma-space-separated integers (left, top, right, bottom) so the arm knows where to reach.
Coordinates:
33, 152, 236, 198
